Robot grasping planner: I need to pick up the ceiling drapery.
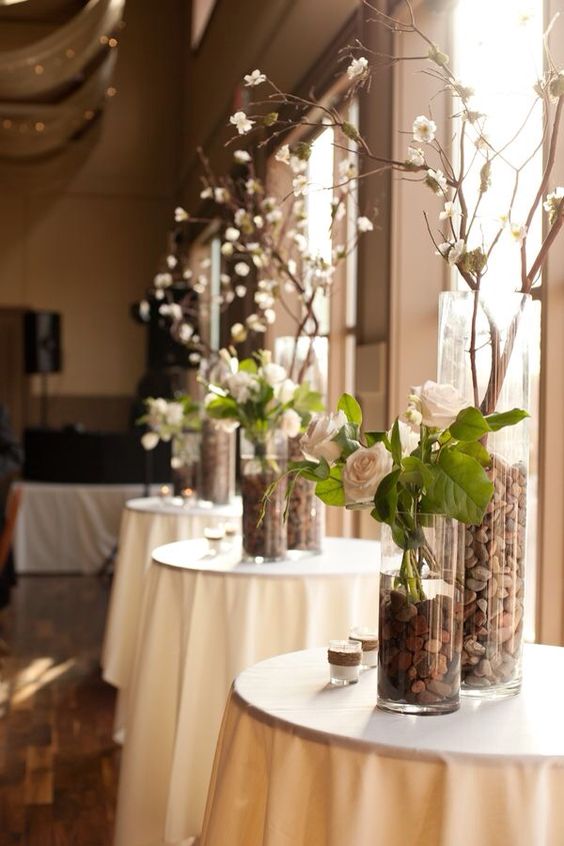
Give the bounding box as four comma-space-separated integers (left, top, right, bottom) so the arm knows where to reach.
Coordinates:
0, 0, 125, 158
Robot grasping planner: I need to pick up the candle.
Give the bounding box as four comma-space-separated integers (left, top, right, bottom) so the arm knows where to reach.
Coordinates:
327, 639, 361, 686
349, 627, 379, 668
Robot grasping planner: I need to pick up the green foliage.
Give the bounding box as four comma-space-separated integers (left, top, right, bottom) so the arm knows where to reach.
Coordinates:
315, 466, 345, 506
422, 448, 494, 525
337, 393, 362, 425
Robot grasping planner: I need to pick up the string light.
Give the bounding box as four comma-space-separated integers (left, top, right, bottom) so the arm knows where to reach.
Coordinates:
106, 86, 117, 97
99, 35, 109, 45
34, 121, 45, 132
108, 38, 118, 48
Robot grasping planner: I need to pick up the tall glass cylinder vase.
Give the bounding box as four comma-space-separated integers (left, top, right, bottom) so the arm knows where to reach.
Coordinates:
240, 428, 288, 562
198, 418, 235, 505
438, 291, 532, 698
378, 516, 465, 715
171, 430, 200, 496
275, 336, 327, 553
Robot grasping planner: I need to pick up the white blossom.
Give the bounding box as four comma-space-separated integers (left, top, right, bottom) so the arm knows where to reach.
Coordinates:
279, 408, 301, 438
439, 201, 458, 221
166, 255, 177, 269
243, 69, 266, 87
346, 56, 368, 81
200, 186, 213, 199
221, 242, 234, 257
159, 303, 183, 322
178, 323, 194, 342
183, 268, 192, 280
246, 178, 261, 195
235, 285, 247, 297
275, 378, 297, 404
234, 149, 251, 163
436, 242, 451, 257
338, 158, 358, 181
426, 168, 448, 195
174, 206, 189, 222
266, 208, 283, 225
448, 239, 466, 266
154, 272, 173, 288
263, 308, 276, 324
289, 155, 307, 174
261, 362, 287, 386
139, 300, 151, 320
230, 323, 248, 343
357, 216, 374, 233
292, 174, 308, 197
225, 227, 240, 242
214, 187, 229, 203
412, 115, 437, 144
227, 371, 259, 404
406, 146, 425, 167
253, 215, 264, 229
234, 262, 250, 277
510, 223, 528, 245
246, 313, 267, 332
275, 144, 290, 164
230, 111, 254, 135
141, 431, 159, 451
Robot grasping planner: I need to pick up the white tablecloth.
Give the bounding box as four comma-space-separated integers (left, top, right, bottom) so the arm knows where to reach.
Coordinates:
101, 496, 241, 700
13, 481, 154, 574
201, 644, 564, 846
113, 537, 381, 846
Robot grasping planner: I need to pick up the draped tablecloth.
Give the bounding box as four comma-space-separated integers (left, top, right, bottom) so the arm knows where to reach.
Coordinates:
101, 497, 242, 712
13, 481, 153, 574
113, 537, 380, 846
201, 644, 564, 846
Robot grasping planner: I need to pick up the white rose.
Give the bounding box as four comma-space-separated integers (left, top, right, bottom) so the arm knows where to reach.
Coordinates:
397, 420, 420, 455
141, 431, 159, 451
166, 402, 184, 426
342, 443, 392, 504
411, 380, 469, 429
279, 408, 301, 439
300, 410, 347, 465
275, 378, 297, 404
227, 371, 258, 404
261, 362, 287, 386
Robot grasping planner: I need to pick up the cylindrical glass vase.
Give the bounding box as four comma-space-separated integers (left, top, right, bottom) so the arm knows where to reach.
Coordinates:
171, 430, 200, 496
198, 418, 235, 505
438, 291, 532, 698
378, 516, 465, 715
275, 336, 327, 553
240, 428, 288, 562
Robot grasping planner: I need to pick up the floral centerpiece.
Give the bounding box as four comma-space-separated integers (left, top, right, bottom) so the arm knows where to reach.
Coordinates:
139, 395, 201, 496
280, 382, 527, 713
204, 349, 323, 561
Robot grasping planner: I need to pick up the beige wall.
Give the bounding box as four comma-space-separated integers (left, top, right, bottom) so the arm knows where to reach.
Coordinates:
0, 0, 186, 428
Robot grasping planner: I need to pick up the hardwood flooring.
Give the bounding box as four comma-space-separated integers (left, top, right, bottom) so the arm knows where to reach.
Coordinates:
0, 575, 119, 845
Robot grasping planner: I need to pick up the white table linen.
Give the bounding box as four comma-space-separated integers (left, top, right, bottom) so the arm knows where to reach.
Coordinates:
113, 537, 380, 846
13, 481, 153, 574
101, 497, 241, 729
201, 644, 564, 846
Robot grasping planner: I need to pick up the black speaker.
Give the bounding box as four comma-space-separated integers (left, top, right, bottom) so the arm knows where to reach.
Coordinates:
24, 311, 62, 374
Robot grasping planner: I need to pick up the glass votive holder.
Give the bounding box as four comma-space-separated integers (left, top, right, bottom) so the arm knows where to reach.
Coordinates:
204, 526, 225, 554
327, 639, 362, 686
349, 627, 379, 668
159, 484, 171, 499
224, 521, 238, 538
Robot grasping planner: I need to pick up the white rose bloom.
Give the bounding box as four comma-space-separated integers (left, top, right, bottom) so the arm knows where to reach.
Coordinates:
275, 378, 297, 404
357, 216, 374, 233
234, 149, 251, 163
279, 408, 302, 439
261, 362, 287, 386
275, 144, 290, 164
227, 371, 258, 404
346, 56, 369, 81
166, 402, 184, 426
407, 146, 425, 166
300, 410, 347, 465
244, 69, 266, 87
397, 420, 420, 455
343, 443, 393, 504
141, 431, 159, 451
412, 115, 437, 143
230, 111, 254, 135
410, 380, 469, 429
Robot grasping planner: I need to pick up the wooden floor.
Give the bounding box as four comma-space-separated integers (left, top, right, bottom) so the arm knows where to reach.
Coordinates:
0, 575, 119, 845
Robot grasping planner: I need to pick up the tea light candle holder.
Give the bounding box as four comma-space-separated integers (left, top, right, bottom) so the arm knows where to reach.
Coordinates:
327, 639, 361, 686
349, 627, 379, 668
159, 484, 171, 499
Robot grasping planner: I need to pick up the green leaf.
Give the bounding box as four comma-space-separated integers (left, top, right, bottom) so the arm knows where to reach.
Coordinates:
238, 358, 258, 374
315, 466, 345, 506
205, 396, 240, 420
448, 406, 489, 441
485, 408, 529, 431
364, 431, 387, 447
292, 383, 325, 415
331, 423, 361, 458
372, 469, 401, 524
400, 456, 434, 489
455, 440, 492, 467
425, 449, 494, 524
337, 393, 362, 426
390, 420, 402, 466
